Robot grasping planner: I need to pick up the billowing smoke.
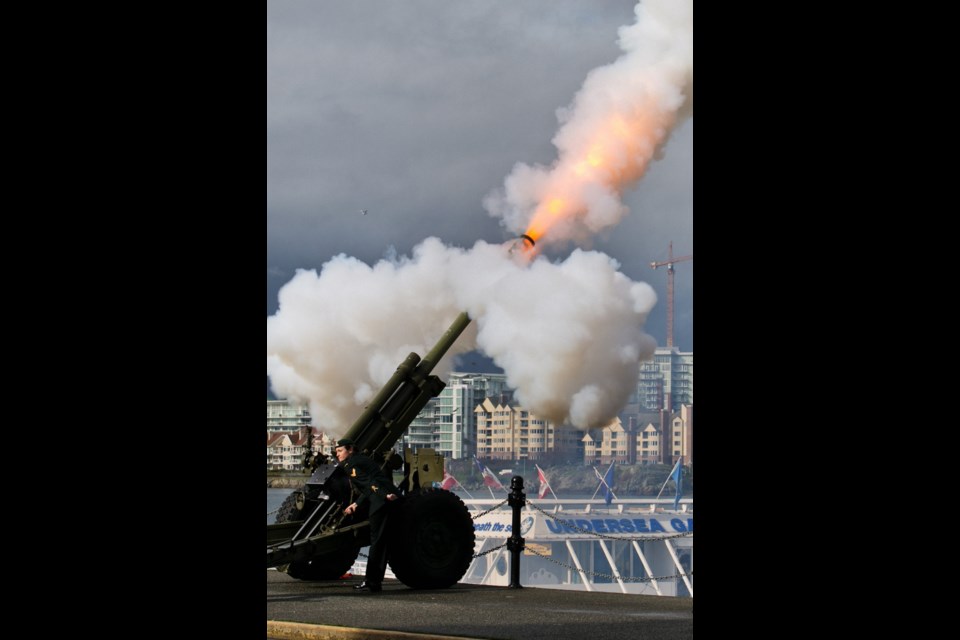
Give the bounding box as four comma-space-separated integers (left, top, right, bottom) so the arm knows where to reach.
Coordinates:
483, 0, 692, 247
267, 238, 657, 435
268, 0, 690, 436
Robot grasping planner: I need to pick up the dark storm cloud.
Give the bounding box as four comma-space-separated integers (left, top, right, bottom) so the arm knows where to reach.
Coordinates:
267, 0, 692, 349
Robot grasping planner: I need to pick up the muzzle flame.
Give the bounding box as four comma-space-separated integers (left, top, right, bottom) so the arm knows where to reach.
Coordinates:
522, 107, 662, 246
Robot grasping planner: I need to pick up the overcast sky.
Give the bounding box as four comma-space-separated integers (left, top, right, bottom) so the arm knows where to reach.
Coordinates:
267, 0, 692, 364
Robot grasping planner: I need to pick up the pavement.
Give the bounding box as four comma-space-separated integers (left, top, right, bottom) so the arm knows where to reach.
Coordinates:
267, 570, 693, 640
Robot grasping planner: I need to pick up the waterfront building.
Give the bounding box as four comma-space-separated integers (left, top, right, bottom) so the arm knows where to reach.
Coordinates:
474, 397, 580, 462
402, 373, 511, 460
267, 399, 313, 431
268, 364, 693, 468
582, 417, 635, 466
266, 425, 332, 470
583, 404, 693, 467
637, 421, 662, 465
635, 347, 693, 412
671, 404, 693, 464
266, 427, 310, 470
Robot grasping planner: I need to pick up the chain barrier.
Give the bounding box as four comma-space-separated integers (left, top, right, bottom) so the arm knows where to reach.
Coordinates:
357, 540, 506, 563
522, 545, 693, 583
470, 499, 509, 521
462, 500, 510, 559
267, 506, 281, 517
472, 541, 509, 559
526, 501, 693, 542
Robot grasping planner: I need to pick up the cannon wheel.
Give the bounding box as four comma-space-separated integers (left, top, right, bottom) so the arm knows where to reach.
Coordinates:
274, 489, 306, 524
274, 490, 361, 580
388, 488, 475, 589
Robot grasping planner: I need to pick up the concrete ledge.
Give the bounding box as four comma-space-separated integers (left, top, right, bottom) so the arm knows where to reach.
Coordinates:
268, 621, 484, 640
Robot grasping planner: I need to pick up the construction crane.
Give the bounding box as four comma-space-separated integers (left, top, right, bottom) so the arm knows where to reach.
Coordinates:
650, 241, 692, 348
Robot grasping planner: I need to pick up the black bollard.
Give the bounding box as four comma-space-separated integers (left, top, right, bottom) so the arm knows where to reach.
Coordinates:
507, 475, 525, 588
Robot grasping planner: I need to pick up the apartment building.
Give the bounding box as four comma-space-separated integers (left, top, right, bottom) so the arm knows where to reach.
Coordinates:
583, 404, 693, 467
267, 399, 313, 431
268, 361, 693, 468
402, 373, 512, 460
636, 347, 693, 412
473, 397, 581, 462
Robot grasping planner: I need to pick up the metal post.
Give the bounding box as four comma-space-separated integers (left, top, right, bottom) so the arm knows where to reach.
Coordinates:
507, 475, 525, 588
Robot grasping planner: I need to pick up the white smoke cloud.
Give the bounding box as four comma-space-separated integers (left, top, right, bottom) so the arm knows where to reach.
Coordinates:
267, 238, 657, 434
268, 0, 689, 436
483, 0, 693, 246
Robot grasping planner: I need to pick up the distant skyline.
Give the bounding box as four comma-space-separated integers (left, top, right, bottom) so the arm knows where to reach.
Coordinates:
267, 1, 692, 359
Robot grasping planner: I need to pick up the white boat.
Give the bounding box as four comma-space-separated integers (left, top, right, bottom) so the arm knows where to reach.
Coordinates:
460, 497, 693, 596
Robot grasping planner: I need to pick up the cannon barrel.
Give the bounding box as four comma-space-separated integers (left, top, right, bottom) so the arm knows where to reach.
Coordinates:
343, 311, 471, 456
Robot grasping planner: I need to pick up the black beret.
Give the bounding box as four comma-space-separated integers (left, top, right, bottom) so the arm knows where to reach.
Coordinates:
337, 438, 356, 448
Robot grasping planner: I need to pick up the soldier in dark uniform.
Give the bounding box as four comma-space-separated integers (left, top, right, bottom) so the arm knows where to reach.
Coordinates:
335, 437, 400, 593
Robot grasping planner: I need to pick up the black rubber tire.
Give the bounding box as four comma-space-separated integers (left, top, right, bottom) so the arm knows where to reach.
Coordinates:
275, 490, 361, 580
388, 488, 475, 589
285, 543, 361, 580
274, 490, 306, 524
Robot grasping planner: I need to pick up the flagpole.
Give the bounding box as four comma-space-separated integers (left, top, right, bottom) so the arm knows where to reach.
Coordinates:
474, 455, 498, 499
672, 455, 684, 509
534, 464, 561, 501
591, 462, 618, 501
590, 466, 602, 500
655, 457, 682, 502
603, 461, 618, 501
454, 479, 475, 500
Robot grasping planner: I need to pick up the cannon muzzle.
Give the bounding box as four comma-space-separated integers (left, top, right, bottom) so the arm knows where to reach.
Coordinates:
342, 311, 472, 456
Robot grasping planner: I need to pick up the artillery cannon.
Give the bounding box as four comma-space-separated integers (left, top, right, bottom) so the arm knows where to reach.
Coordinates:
267, 312, 477, 589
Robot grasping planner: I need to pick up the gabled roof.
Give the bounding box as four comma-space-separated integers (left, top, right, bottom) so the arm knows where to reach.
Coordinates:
266, 429, 313, 448
602, 418, 626, 432
266, 433, 292, 448
478, 397, 513, 413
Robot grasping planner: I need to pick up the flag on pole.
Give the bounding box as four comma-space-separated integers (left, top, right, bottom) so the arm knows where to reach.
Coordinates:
439, 470, 475, 499
603, 464, 615, 505
475, 457, 505, 491
593, 463, 615, 505
441, 470, 458, 491
535, 464, 550, 499
671, 457, 683, 510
